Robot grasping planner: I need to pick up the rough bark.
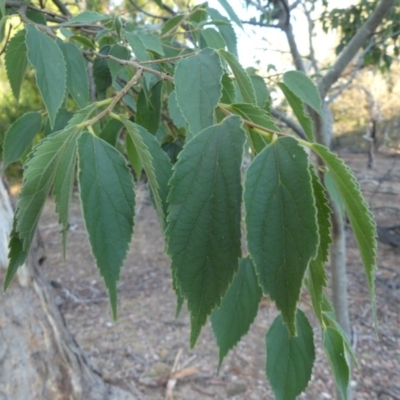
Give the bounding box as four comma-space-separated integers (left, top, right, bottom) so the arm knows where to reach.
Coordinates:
0, 179, 136, 400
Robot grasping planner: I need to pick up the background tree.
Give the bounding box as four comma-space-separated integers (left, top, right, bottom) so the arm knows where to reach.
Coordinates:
0, 0, 384, 399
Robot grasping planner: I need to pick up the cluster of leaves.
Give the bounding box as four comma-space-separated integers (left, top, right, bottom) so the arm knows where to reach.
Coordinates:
321, 0, 400, 71
0, 2, 377, 399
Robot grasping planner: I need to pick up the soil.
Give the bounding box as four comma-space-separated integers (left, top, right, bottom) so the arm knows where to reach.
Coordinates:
38, 152, 400, 400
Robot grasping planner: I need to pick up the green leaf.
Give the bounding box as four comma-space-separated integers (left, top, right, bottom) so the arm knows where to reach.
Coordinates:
135, 30, 164, 56
5, 30, 28, 101
174, 48, 223, 140
14, 129, 76, 253
108, 44, 130, 83
324, 170, 345, 220
278, 82, 313, 142
26, 9, 47, 25
220, 73, 236, 103
228, 103, 281, 133
124, 31, 151, 61
308, 166, 332, 322
244, 137, 318, 334
121, 116, 172, 224
216, 0, 243, 29
201, 28, 226, 50
93, 47, 112, 96
166, 116, 245, 347
2, 112, 42, 170
168, 90, 188, 129
136, 81, 163, 135
126, 134, 142, 180
0, 0, 5, 18
161, 15, 185, 37
26, 25, 66, 128
52, 130, 80, 253
98, 119, 123, 146
250, 75, 270, 109
62, 11, 111, 25
311, 144, 377, 324
219, 50, 257, 105
44, 108, 73, 137
58, 41, 89, 108
70, 35, 96, 50
211, 257, 262, 368
4, 227, 28, 291
283, 71, 324, 116
266, 310, 315, 400
77, 132, 135, 319
323, 327, 350, 400
208, 8, 238, 57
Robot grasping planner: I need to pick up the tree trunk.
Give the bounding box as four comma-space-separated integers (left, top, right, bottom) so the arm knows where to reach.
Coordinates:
0, 179, 136, 400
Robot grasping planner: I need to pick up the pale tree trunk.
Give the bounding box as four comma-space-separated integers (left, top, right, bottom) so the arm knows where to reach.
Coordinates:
0, 179, 136, 400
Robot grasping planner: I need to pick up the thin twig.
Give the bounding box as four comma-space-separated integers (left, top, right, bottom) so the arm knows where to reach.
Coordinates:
84, 68, 143, 127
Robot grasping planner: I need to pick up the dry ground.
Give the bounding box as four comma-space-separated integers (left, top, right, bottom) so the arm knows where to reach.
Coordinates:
38, 152, 400, 400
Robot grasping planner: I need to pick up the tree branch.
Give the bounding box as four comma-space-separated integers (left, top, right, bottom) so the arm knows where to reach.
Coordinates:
319, 0, 395, 98
51, 0, 71, 17
270, 108, 306, 139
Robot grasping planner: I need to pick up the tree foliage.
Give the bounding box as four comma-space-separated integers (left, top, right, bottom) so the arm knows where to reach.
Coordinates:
0, 1, 378, 398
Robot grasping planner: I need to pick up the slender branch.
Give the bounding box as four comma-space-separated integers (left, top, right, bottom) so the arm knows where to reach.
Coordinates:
319, 0, 395, 98
84, 51, 174, 82
137, 51, 197, 65
241, 20, 281, 29
84, 69, 143, 127
127, 0, 168, 20
303, 1, 319, 75
270, 108, 306, 139
51, 0, 71, 17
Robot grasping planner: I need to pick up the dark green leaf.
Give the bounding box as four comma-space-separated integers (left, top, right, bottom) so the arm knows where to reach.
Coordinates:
44, 108, 73, 137
174, 48, 223, 140
250, 75, 269, 109
312, 144, 377, 324
323, 327, 350, 400
58, 41, 89, 108
283, 71, 323, 116
2, 112, 42, 170
308, 166, 332, 322
211, 257, 262, 368
26, 25, 66, 127
126, 134, 142, 180
136, 81, 163, 135
219, 50, 257, 105
161, 15, 184, 37
14, 129, 75, 252
266, 310, 315, 400
324, 170, 345, 220
77, 132, 135, 319
108, 44, 130, 83
70, 35, 96, 50
5, 30, 28, 101
121, 116, 172, 224
26, 9, 47, 25
278, 82, 313, 142
93, 47, 112, 96
98, 119, 123, 146
168, 90, 188, 129
220, 73, 236, 103
244, 137, 318, 334
166, 116, 245, 347
124, 31, 151, 61
4, 227, 28, 291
